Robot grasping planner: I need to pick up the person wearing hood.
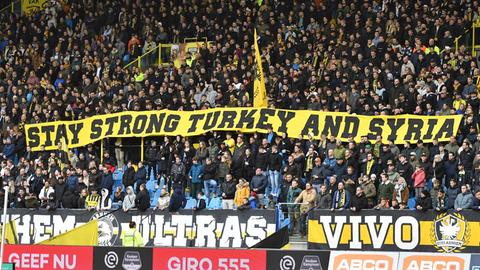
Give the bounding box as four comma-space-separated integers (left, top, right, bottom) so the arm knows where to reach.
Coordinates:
234, 179, 250, 208
386, 160, 400, 183
123, 186, 136, 212
416, 190, 433, 211
97, 188, 112, 210
135, 183, 150, 211
194, 191, 207, 211
391, 177, 409, 209
169, 188, 186, 212
155, 188, 170, 210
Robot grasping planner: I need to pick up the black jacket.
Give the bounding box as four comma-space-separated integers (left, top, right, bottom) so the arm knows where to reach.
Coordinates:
255, 152, 269, 171
350, 193, 369, 211
169, 189, 186, 212
416, 196, 433, 211
122, 167, 136, 187
220, 181, 236, 199
135, 189, 151, 211
268, 153, 283, 171
203, 163, 217, 180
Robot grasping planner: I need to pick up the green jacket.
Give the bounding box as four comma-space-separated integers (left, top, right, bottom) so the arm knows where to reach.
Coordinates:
287, 187, 302, 210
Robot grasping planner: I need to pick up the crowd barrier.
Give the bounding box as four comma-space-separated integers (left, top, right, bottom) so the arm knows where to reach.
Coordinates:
308, 209, 480, 253
4, 209, 276, 247
3, 245, 479, 270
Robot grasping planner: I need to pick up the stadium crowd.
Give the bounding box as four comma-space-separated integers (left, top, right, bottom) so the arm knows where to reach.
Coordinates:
0, 0, 480, 236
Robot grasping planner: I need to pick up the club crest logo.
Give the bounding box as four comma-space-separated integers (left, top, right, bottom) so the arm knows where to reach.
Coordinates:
90, 211, 120, 246
432, 212, 470, 253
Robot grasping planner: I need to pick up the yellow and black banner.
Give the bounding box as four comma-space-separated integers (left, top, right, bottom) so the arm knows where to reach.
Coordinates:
25, 108, 462, 151
21, 0, 48, 15
308, 210, 480, 253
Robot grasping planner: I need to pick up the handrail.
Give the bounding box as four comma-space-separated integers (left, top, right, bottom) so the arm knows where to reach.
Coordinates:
123, 43, 162, 69
0, 0, 20, 14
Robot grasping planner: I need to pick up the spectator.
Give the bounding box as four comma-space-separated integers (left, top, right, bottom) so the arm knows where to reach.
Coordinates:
360, 175, 376, 208
287, 179, 302, 235
98, 188, 112, 210
376, 173, 394, 209
14, 188, 26, 208
350, 186, 369, 212
412, 165, 426, 199
416, 191, 433, 211
473, 190, 480, 211
392, 177, 409, 209
454, 185, 474, 211
62, 189, 77, 209
188, 158, 203, 198
122, 161, 136, 188
220, 174, 236, 209
234, 179, 250, 208
315, 184, 332, 209
194, 191, 206, 211
39, 181, 54, 207
169, 188, 186, 212
237, 197, 252, 211
434, 190, 448, 212
135, 183, 150, 212
250, 168, 268, 208
85, 188, 101, 210
135, 161, 147, 193
122, 186, 136, 212
113, 186, 125, 205
100, 167, 114, 194
155, 188, 170, 211
202, 157, 217, 198
295, 182, 316, 237
446, 179, 460, 209
331, 182, 350, 210
267, 145, 282, 197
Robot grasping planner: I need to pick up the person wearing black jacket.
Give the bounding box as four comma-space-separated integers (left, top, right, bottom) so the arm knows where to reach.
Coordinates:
135, 183, 150, 211
194, 191, 206, 211
135, 162, 147, 193
255, 147, 269, 171
62, 189, 78, 209
203, 157, 217, 198
122, 161, 136, 187
267, 145, 282, 197
220, 174, 236, 209
54, 177, 66, 208
169, 188, 186, 212
350, 186, 369, 212
396, 154, 413, 186
145, 141, 158, 179
250, 168, 268, 208
416, 190, 433, 211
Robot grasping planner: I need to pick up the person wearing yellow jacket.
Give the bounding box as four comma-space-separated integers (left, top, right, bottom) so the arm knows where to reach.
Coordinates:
234, 178, 250, 208
121, 221, 144, 247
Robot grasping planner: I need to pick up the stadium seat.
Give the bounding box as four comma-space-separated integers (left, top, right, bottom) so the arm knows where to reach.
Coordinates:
408, 198, 416, 209
207, 197, 222, 210
184, 198, 197, 209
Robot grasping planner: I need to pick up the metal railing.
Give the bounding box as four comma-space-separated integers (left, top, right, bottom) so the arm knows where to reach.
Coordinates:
123, 38, 211, 71
0, 0, 20, 15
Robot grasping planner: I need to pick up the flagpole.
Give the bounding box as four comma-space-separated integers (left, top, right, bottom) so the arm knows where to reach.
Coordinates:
0, 186, 9, 266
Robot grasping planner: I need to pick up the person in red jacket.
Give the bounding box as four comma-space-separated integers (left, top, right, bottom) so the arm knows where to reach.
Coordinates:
412, 164, 426, 200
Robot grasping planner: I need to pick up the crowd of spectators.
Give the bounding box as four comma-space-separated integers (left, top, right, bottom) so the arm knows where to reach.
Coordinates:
0, 0, 480, 233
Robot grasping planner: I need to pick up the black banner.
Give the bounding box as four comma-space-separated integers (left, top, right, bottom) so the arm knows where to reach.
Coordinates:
6, 209, 276, 248
308, 209, 480, 253
266, 250, 330, 270
93, 246, 152, 270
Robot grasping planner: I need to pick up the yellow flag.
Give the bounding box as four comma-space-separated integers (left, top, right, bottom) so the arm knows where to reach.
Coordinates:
253, 29, 268, 108
38, 220, 98, 246
1, 220, 18, 244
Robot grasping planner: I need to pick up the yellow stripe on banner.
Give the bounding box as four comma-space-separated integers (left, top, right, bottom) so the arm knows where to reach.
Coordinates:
25, 109, 463, 151
308, 220, 480, 247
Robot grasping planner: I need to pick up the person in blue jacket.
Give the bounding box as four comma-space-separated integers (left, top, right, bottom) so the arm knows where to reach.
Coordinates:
188, 158, 203, 198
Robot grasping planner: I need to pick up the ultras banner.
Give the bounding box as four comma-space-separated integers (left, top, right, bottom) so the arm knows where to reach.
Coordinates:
308, 210, 480, 253
5, 209, 276, 248
25, 108, 462, 151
